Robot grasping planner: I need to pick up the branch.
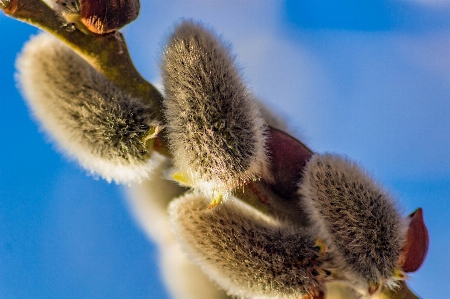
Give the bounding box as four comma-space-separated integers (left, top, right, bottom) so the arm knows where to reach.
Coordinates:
3, 0, 163, 113
2, 0, 172, 156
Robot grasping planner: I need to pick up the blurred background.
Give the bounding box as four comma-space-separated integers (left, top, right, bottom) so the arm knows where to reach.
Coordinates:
1, 0, 449, 298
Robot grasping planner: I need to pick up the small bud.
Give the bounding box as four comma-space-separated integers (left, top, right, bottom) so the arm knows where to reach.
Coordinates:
265, 127, 313, 199
169, 193, 333, 299
298, 154, 406, 286
80, 0, 140, 34
162, 20, 267, 201
55, 0, 140, 34
399, 208, 429, 273
16, 33, 161, 183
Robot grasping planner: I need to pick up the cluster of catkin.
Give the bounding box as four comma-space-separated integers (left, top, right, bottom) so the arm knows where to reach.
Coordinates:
16, 17, 426, 299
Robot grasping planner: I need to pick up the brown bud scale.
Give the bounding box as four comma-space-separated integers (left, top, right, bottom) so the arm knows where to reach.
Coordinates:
80, 0, 140, 34
400, 208, 429, 273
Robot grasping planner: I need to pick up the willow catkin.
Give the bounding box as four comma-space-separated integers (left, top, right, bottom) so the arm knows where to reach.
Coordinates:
16, 33, 161, 183
298, 154, 406, 288
169, 193, 333, 299
161, 20, 268, 199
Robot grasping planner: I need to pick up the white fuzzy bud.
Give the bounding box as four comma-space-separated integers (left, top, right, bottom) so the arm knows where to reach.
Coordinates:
169, 193, 333, 299
161, 20, 268, 199
16, 33, 161, 183
298, 154, 406, 287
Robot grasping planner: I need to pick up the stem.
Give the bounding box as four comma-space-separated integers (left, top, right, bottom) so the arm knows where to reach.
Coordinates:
2, 0, 164, 120
2, 0, 170, 155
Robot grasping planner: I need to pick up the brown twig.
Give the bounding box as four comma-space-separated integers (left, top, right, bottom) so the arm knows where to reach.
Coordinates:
2, 0, 170, 153
2, 0, 164, 119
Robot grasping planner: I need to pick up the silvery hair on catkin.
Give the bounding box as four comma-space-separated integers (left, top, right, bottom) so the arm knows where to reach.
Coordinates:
298, 153, 406, 289
161, 20, 268, 198
169, 192, 334, 299
125, 159, 230, 299
16, 33, 161, 183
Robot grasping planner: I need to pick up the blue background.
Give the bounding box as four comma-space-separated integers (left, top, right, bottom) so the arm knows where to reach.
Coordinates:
1, 1, 449, 298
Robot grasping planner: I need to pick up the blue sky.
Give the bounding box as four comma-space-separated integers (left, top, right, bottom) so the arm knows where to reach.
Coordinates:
1, 1, 450, 298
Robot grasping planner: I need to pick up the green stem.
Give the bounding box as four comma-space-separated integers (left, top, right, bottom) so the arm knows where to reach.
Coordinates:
2, 0, 170, 155
2, 0, 164, 119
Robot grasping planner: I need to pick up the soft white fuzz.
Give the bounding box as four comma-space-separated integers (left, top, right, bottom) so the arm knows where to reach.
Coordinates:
125, 154, 183, 245
125, 159, 229, 299
257, 100, 288, 132
162, 20, 268, 199
16, 33, 161, 183
169, 193, 333, 299
160, 244, 231, 299
299, 154, 406, 287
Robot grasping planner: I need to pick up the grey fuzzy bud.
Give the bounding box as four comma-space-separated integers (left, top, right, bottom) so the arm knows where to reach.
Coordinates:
169, 193, 333, 299
298, 154, 406, 286
16, 33, 161, 183
162, 20, 267, 198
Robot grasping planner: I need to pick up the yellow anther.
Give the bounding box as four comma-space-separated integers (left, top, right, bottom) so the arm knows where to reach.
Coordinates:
208, 193, 223, 209
172, 171, 192, 186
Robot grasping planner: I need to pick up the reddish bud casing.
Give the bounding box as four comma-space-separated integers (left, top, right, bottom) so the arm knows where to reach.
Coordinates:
80, 0, 140, 34
266, 127, 314, 199
400, 208, 429, 272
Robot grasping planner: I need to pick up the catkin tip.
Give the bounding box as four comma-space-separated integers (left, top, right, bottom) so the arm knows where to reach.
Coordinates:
161, 20, 268, 199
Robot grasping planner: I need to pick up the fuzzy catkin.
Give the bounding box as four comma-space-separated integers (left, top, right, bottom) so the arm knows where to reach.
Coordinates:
16, 33, 160, 183
169, 193, 331, 299
162, 20, 267, 196
299, 154, 406, 285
